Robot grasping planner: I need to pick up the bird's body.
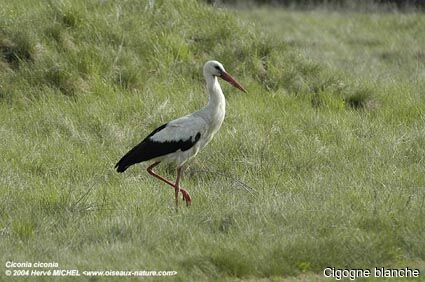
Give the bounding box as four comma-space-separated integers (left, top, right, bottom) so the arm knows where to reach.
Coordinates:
115, 60, 246, 208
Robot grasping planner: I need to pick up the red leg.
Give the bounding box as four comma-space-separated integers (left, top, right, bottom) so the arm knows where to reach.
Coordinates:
147, 162, 175, 187
176, 166, 191, 207
146, 162, 192, 206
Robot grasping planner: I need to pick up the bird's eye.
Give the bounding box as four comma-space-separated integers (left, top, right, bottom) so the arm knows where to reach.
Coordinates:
214, 65, 223, 75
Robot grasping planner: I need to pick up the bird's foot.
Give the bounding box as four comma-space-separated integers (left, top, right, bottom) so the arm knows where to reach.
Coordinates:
179, 189, 192, 207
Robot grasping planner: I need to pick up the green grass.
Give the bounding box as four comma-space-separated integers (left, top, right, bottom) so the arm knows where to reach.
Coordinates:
1, 0, 425, 281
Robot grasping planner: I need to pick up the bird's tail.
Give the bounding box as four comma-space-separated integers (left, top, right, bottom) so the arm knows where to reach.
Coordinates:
115, 139, 149, 173
114, 158, 130, 173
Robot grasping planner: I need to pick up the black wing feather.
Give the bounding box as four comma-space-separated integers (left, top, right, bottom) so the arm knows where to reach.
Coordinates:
115, 123, 201, 173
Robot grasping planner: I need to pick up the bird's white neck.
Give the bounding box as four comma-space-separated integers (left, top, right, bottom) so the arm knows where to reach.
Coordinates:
198, 73, 226, 136
205, 74, 225, 110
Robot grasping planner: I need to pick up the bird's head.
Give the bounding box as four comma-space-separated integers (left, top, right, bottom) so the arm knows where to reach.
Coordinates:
203, 60, 247, 93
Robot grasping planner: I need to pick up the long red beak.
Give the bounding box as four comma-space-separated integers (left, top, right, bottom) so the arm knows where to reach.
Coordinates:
221, 72, 247, 93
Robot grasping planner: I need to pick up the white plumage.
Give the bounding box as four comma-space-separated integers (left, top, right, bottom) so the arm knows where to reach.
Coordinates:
115, 60, 246, 208
149, 116, 207, 166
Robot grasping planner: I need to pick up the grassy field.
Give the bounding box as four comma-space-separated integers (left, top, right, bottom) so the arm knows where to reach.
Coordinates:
1, 0, 424, 281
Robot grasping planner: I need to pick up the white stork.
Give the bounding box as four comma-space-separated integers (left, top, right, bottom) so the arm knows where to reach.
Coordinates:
115, 60, 246, 208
